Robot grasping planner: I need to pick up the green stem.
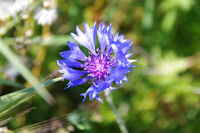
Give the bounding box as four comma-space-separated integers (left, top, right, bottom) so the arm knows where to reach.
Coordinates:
105, 93, 129, 133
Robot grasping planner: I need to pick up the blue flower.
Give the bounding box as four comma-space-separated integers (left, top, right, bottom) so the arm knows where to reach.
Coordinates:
57, 22, 136, 102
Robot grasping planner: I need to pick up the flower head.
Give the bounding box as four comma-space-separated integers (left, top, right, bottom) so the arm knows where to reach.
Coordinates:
34, 8, 57, 25
57, 22, 136, 102
0, 1, 12, 21
10, 0, 31, 17
0, 0, 31, 21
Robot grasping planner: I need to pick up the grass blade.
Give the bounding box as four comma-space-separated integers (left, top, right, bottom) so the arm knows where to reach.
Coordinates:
3, 35, 72, 46
0, 77, 62, 119
0, 78, 24, 88
0, 39, 54, 104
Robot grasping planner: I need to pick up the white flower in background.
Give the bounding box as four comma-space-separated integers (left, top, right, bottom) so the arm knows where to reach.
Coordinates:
34, 8, 57, 25
10, 0, 32, 17
0, 0, 31, 21
0, 1, 13, 21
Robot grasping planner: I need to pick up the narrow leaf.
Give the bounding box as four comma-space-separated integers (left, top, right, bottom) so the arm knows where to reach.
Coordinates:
0, 39, 54, 104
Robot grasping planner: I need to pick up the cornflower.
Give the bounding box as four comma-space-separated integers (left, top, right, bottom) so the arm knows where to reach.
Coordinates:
57, 22, 136, 102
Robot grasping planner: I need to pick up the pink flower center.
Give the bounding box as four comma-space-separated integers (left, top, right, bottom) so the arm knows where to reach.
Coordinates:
82, 49, 115, 82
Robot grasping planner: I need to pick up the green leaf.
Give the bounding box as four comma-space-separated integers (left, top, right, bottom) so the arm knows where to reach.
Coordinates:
0, 77, 62, 120
0, 78, 24, 88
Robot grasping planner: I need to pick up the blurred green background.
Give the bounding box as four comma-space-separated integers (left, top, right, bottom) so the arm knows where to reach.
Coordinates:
0, 0, 200, 132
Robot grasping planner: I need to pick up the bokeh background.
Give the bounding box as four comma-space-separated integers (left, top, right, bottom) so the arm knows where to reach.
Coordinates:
0, 0, 200, 132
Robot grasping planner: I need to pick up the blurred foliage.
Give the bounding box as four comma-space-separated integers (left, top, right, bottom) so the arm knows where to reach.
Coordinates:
0, 0, 200, 133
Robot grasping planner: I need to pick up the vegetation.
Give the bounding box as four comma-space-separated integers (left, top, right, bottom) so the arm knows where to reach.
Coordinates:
0, 0, 200, 132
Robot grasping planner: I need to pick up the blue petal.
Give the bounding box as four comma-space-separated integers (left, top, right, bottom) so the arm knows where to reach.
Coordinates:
127, 59, 137, 64
60, 50, 86, 61
84, 22, 97, 52
112, 46, 128, 65
127, 63, 136, 68
117, 52, 129, 65
80, 81, 112, 102
112, 44, 135, 67
57, 58, 82, 68
66, 77, 89, 89
61, 41, 86, 61
58, 67, 87, 81
117, 41, 131, 50
81, 86, 103, 103
97, 22, 114, 54
108, 66, 130, 83
97, 23, 110, 52
113, 33, 132, 50
126, 52, 134, 59
123, 76, 129, 84
80, 87, 92, 102
71, 22, 97, 54
95, 80, 112, 92
105, 86, 117, 95
67, 41, 79, 50
122, 45, 132, 55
